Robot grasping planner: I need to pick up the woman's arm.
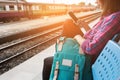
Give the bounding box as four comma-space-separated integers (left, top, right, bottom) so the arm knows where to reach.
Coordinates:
75, 12, 120, 55
81, 12, 120, 55
74, 35, 85, 54
74, 35, 85, 45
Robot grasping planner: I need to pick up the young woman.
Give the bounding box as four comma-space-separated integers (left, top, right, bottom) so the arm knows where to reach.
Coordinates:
42, 0, 120, 80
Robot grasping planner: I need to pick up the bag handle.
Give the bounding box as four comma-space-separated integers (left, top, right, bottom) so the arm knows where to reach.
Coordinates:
53, 62, 79, 80
74, 64, 79, 80
53, 61, 59, 80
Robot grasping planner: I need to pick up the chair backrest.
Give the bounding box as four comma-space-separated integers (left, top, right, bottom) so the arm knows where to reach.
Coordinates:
92, 40, 120, 80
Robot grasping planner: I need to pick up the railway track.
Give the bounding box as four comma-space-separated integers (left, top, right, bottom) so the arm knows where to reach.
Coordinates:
0, 11, 101, 74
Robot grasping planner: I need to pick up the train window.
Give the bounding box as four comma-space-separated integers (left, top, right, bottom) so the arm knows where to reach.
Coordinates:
32, 6, 35, 10
36, 6, 39, 10
9, 5, 14, 10
48, 6, 52, 10
48, 6, 53, 10
18, 6, 22, 10
21, 5, 24, 11
0, 5, 6, 11
32, 6, 39, 10
39, 6, 41, 10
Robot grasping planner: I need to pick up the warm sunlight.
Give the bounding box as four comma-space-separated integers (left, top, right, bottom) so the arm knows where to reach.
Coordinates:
26, 0, 96, 5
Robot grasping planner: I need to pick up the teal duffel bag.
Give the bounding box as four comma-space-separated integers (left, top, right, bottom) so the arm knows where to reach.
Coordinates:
49, 37, 88, 80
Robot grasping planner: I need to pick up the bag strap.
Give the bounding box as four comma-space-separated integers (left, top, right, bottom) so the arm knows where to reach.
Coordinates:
53, 61, 59, 80
74, 64, 79, 80
57, 37, 65, 51
53, 62, 79, 80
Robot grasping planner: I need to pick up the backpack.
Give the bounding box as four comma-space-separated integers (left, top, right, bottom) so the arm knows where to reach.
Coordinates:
49, 37, 85, 80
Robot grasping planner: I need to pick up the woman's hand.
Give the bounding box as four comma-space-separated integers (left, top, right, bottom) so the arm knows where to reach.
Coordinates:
75, 19, 91, 32
76, 19, 88, 27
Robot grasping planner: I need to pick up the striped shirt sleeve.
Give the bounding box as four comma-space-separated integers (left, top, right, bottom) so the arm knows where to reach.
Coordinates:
81, 11, 120, 55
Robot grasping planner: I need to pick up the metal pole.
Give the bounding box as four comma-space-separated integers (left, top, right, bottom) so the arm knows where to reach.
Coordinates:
16, 0, 19, 12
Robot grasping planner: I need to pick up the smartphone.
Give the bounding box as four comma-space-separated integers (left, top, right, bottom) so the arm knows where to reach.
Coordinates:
68, 11, 78, 23
68, 11, 84, 36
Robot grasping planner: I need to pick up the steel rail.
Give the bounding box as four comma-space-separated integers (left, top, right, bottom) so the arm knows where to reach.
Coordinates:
0, 12, 101, 64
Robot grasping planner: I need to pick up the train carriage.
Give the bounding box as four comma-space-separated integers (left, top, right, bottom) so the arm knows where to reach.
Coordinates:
26, 2, 67, 18
44, 3, 67, 15
0, 0, 26, 22
0, 0, 96, 22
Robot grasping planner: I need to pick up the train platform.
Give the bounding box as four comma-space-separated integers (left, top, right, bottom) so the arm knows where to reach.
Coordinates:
0, 11, 99, 38
0, 44, 55, 80
0, 18, 99, 80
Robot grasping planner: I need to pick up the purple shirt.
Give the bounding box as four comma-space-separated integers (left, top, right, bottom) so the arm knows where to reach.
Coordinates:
81, 11, 120, 55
